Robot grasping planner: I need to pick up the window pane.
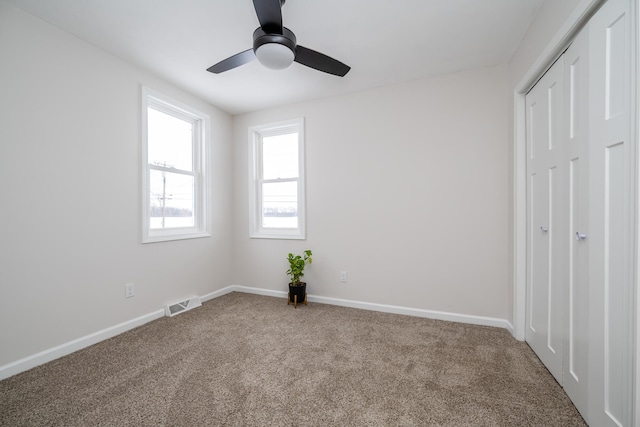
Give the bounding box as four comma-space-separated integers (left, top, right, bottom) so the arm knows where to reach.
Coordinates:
148, 107, 193, 171
262, 181, 298, 229
262, 133, 298, 179
149, 169, 194, 229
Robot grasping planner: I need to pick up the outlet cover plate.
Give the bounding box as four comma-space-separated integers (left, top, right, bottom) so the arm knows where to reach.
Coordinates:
125, 283, 135, 298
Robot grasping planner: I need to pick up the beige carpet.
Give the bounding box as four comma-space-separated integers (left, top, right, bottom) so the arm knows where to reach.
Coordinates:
0, 292, 585, 426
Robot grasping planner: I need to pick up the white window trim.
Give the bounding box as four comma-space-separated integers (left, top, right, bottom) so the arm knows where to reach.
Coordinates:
141, 86, 211, 243
248, 118, 306, 240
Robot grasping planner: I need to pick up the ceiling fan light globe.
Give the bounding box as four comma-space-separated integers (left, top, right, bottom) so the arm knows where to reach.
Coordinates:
255, 43, 294, 70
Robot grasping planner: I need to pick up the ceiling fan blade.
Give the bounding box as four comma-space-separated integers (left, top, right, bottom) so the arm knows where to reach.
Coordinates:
252, 0, 283, 34
294, 45, 351, 77
207, 49, 255, 74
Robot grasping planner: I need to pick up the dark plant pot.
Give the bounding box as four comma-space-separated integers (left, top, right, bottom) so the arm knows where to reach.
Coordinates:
288, 282, 306, 304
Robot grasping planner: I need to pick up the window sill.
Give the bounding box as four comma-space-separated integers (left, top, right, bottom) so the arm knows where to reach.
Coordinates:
142, 230, 210, 244
250, 231, 305, 240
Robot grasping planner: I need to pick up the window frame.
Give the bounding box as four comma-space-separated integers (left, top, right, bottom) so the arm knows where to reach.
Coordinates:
141, 86, 211, 243
248, 118, 306, 240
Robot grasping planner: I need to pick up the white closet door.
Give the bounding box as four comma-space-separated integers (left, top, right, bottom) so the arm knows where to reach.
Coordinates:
587, 0, 634, 425
525, 58, 565, 384
525, 0, 635, 424
562, 25, 590, 418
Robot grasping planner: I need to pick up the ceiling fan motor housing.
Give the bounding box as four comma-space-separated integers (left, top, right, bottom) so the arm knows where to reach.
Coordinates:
253, 27, 296, 53
253, 27, 297, 69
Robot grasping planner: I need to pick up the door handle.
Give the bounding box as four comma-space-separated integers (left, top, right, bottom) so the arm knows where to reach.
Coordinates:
575, 232, 587, 241
540, 226, 548, 233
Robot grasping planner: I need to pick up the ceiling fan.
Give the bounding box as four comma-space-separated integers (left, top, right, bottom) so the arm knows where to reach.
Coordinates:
207, 0, 350, 77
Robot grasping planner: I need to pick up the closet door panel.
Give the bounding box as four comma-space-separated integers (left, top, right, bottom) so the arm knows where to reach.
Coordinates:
526, 86, 549, 354
525, 58, 565, 384
563, 26, 590, 419
588, 0, 634, 424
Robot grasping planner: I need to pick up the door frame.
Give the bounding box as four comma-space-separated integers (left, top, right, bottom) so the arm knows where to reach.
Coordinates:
512, 0, 638, 422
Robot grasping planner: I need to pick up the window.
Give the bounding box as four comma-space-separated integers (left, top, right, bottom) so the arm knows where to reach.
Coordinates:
141, 86, 210, 243
249, 118, 305, 239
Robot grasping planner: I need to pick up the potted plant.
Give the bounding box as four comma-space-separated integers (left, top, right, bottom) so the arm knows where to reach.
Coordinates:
286, 250, 312, 308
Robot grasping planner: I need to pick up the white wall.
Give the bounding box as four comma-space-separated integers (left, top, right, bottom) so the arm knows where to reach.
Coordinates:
509, 0, 586, 87
0, 3, 233, 367
232, 65, 511, 320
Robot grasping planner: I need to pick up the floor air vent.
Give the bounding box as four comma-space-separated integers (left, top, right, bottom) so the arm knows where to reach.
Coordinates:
165, 296, 202, 317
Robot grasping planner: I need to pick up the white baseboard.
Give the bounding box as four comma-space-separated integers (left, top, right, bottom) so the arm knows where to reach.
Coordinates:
504, 320, 515, 337
200, 285, 235, 302
310, 294, 512, 330
0, 285, 513, 381
0, 309, 164, 381
231, 285, 287, 299
232, 285, 513, 330
0, 286, 240, 381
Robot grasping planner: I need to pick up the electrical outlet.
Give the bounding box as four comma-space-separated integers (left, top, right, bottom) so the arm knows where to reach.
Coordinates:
125, 283, 135, 298
340, 271, 348, 283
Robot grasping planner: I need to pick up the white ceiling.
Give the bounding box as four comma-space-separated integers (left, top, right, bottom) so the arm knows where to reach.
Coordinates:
7, 0, 545, 115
